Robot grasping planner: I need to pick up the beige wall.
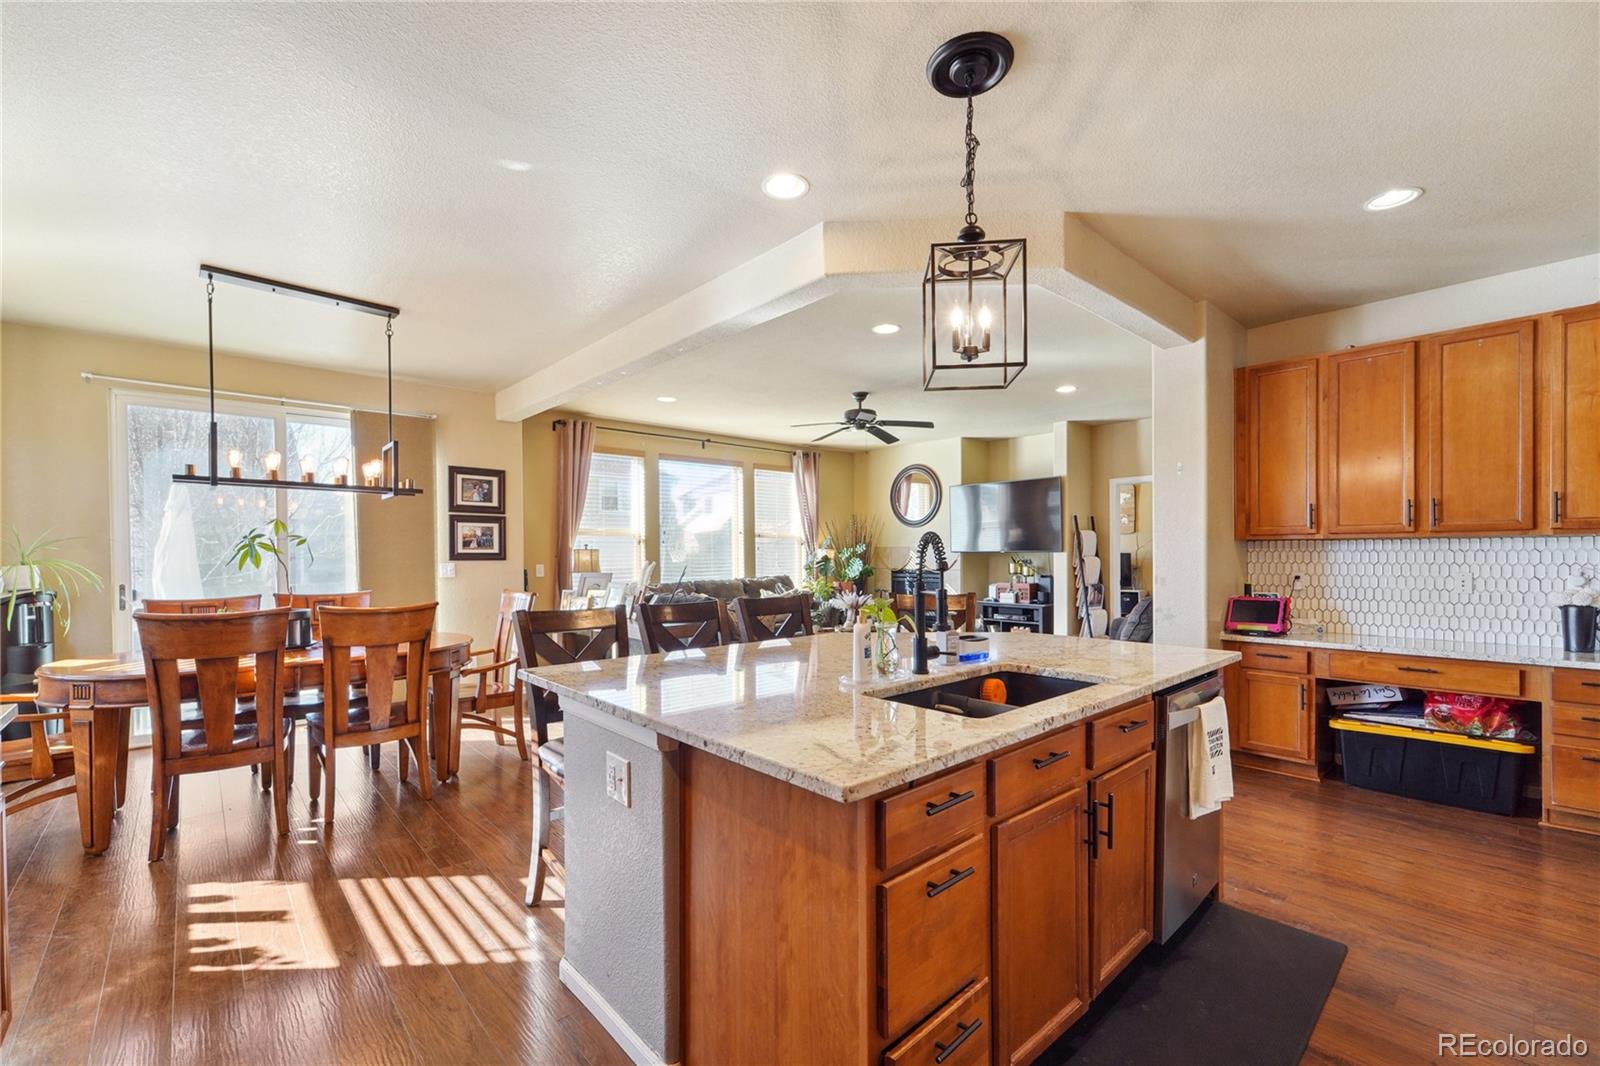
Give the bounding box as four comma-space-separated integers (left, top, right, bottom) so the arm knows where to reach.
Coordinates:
520, 410, 855, 606
1087, 418, 1154, 600
0, 322, 521, 655
850, 435, 968, 587
352, 411, 436, 608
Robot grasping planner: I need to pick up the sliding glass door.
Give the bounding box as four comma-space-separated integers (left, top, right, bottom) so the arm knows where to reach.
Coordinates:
111, 392, 359, 654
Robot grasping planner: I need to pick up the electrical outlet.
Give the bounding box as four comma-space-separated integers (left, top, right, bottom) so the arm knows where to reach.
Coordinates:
535, 563, 546, 579
606, 751, 631, 808
438, 562, 456, 579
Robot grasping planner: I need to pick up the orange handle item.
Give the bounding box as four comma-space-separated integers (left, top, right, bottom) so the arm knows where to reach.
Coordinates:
978, 677, 1008, 704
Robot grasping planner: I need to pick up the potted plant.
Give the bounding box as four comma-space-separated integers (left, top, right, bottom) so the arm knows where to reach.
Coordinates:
229, 519, 316, 646
859, 597, 903, 677
1, 528, 104, 638
1552, 566, 1599, 653
822, 516, 881, 594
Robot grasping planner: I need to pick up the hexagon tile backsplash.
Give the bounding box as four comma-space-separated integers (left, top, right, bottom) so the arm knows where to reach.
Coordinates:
1245, 537, 1600, 644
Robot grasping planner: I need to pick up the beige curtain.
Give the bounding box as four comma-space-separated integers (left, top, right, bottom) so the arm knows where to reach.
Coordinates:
792, 449, 821, 554
556, 418, 596, 594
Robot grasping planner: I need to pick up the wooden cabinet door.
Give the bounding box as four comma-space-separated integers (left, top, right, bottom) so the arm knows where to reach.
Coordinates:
1325, 342, 1417, 534
992, 789, 1091, 1066
1237, 670, 1312, 761
1240, 359, 1320, 536
1549, 304, 1600, 531
1423, 319, 1536, 532
1088, 751, 1155, 994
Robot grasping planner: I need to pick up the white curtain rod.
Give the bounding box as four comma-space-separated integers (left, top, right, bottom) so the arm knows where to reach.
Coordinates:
80, 371, 438, 421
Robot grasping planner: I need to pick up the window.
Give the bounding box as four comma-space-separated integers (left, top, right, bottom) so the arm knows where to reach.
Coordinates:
754, 468, 805, 580
578, 453, 645, 583
658, 458, 743, 581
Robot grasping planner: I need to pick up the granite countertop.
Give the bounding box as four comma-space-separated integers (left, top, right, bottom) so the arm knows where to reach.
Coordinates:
1220, 628, 1600, 672
521, 631, 1237, 803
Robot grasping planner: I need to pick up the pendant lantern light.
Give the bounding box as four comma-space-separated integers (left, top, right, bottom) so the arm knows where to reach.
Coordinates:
173, 265, 421, 498
922, 32, 1028, 391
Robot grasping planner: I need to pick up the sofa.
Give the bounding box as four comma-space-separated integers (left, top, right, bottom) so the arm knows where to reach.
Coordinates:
640, 575, 797, 604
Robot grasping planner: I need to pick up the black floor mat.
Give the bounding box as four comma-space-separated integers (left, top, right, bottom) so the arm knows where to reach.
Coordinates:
1037, 901, 1347, 1066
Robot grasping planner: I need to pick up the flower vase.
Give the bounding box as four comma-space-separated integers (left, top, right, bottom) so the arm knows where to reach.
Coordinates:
872, 621, 901, 678
1560, 604, 1597, 653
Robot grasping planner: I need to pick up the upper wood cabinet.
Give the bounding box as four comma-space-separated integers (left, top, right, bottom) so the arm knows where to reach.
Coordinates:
1323, 342, 1417, 535
1549, 304, 1600, 531
1422, 319, 1536, 533
1238, 358, 1319, 537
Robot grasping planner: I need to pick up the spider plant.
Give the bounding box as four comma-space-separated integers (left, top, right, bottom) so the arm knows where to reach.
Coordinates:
228, 518, 314, 598
1, 528, 104, 634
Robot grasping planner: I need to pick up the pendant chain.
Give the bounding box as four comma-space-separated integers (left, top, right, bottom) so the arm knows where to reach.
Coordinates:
961, 77, 980, 227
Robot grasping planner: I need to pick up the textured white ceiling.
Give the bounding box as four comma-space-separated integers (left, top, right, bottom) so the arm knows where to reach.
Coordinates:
4, 3, 1596, 391
566, 286, 1152, 448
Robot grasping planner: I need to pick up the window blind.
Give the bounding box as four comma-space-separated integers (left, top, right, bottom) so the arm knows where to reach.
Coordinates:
578, 453, 645, 582
754, 467, 804, 581
658, 458, 742, 581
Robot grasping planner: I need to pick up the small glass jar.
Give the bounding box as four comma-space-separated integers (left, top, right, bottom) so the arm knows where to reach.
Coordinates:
871, 620, 901, 678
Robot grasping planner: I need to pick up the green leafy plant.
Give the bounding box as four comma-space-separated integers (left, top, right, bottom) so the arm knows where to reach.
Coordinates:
820, 515, 881, 591
860, 596, 899, 628
1, 528, 104, 634
228, 518, 313, 598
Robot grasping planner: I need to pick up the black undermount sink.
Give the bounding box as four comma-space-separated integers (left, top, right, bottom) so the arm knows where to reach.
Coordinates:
884, 670, 1094, 717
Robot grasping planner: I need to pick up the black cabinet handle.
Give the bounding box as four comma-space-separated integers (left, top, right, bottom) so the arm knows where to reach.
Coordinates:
1553, 491, 1563, 525
1091, 794, 1115, 852
1118, 720, 1148, 733
925, 790, 975, 817
1581, 715, 1600, 723
1583, 681, 1600, 689
1398, 666, 1440, 675
1582, 756, 1600, 765
1307, 502, 1316, 529
926, 866, 975, 898
1406, 497, 1414, 527
1430, 497, 1440, 528
1032, 750, 1073, 770
1299, 683, 1306, 710
1260, 652, 1292, 660
1084, 804, 1098, 859
934, 1018, 983, 1064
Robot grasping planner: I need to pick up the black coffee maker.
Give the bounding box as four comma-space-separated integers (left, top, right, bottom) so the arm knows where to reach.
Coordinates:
1, 589, 54, 738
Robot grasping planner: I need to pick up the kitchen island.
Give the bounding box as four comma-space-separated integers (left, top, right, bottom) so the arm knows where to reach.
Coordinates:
523, 631, 1238, 1066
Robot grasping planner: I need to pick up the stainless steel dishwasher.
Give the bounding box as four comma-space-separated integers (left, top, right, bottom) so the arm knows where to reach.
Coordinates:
1153, 669, 1225, 943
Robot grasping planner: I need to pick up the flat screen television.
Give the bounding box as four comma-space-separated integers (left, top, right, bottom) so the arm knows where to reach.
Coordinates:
948, 476, 1064, 553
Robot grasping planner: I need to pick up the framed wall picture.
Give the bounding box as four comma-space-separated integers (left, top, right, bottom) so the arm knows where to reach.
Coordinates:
450, 515, 506, 561
449, 465, 506, 514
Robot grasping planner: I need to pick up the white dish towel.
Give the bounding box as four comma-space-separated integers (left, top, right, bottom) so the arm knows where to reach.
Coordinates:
1188, 695, 1234, 819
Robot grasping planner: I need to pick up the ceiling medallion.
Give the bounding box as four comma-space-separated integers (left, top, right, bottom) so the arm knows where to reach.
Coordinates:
922, 31, 1028, 392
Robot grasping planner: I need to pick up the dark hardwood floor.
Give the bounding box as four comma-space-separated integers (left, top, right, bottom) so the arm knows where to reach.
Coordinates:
4, 745, 1595, 1065
1224, 767, 1600, 1065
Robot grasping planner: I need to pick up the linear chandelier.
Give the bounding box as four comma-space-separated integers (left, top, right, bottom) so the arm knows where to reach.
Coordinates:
172, 265, 422, 499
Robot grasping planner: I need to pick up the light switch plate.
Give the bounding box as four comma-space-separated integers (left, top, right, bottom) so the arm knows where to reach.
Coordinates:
535, 563, 546, 578
438, 562, 456, 579
606, 751, 631, 807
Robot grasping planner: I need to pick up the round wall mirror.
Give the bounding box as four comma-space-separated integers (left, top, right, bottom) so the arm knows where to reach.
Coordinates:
890, 464, 942, 527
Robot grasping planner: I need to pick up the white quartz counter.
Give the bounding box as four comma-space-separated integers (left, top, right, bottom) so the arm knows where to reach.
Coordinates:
521, 631, 1237, 803
1220, 628, 1600, 672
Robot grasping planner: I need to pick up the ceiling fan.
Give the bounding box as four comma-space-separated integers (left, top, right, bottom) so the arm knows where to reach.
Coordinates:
792, 391, 936, 444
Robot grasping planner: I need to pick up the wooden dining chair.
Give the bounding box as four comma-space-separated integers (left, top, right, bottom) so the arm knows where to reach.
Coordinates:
135, 608, 292, 861
894, 591, 977, 632
274, 590, 372, 641
638, 598, 733, 654
305, 603, 437, 825
0, 692, 74, 814
139, 594, 263, 614
513, 605, 630, 906
731, 593, 815, 642
458, 589, 534, 760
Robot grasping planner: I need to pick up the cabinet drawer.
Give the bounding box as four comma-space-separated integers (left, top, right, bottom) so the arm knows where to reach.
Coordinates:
1553, 670, 1600, 706
988, 726, 1086, 819
1550, 742, 1600, 814
1089, 701, 1155, 772
882, 978, 991, 1066
1552, 704, 1600, 742
879, 836, 989, 1039
879, 764, 986, 870
1238, 645, 1309, 674
1325, 652, 1522, 698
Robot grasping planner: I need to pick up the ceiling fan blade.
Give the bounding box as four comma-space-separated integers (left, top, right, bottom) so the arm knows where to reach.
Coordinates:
812, 426, 851, 442
866, 426, 899, 445
874, 420, 936, 429
790, 422, 845, 428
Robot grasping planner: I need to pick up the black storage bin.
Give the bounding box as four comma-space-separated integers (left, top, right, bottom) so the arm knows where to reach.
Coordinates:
1333, 719, 1531, 816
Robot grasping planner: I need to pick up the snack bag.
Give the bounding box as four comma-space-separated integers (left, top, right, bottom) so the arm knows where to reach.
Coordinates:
1422, 691, 1524, 739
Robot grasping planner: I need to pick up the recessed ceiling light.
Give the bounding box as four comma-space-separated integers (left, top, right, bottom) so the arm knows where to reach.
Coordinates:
871, 323, 901, 335
1363, 187, 1423, 211
656, 395, 678, 403
1055, 384, 1078, 394
497, 159, 534, 172
761, 172, 810, 200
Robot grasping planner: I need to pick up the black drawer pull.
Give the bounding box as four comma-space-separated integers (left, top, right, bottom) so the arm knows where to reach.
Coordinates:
1033, 750, 1073, 770
1583, 681, 1600, 689
1582, 715, 1600, 723
1117, 720, 1148, 733
934, 1018, 983, 1064
1092, 794, 1115, 852
926, 866, 976, 898
1084, 804, 1099, 860
925, 790, 975, 817
1397, 666, 1440, 675
1259, 652, 1292, 660
1582, 756, 1600, 765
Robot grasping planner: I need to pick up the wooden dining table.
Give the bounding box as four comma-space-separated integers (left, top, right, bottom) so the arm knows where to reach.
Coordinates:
32, 632, 474, 855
